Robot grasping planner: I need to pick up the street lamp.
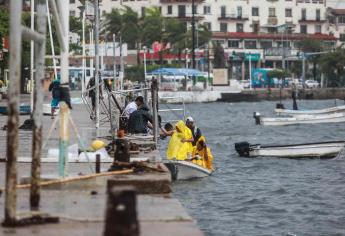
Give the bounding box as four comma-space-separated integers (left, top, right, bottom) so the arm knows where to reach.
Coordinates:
249, 52, 252, 90
143, 46, 147, 82
185, 48, 189, 69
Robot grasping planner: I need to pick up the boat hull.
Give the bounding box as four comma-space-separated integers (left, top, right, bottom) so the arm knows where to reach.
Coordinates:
275, 105, 345, 116
235, 141, 345, 158
164, 160, 212, 180
259, 113, 345, 126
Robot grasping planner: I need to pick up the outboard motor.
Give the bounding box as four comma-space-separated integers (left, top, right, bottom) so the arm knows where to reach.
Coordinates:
276, 103, 285, 109
235, 142, 251, 157
253, 112, 261, 125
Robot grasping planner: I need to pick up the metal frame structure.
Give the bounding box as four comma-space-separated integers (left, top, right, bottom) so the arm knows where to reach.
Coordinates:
4, 0, 69, 225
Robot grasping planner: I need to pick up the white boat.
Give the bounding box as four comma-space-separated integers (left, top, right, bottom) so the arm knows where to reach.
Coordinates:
235, 141, 345, 159
164, 160, 213, 181
275, 105, 345, 117
254, 112, 345, 126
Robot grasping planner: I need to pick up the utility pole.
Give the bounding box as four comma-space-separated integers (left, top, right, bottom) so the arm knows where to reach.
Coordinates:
191, 0, 196, 69
94, 0, 100, 134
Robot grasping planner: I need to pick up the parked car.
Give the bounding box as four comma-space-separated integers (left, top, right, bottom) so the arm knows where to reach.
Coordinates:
305, 80, 319, 88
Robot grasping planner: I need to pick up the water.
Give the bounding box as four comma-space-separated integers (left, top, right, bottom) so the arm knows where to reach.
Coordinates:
165, 100, 345, 236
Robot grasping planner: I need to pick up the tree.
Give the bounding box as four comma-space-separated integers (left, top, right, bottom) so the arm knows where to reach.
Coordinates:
213, 43, 225, 68
319, 47, 345, 87
297, 39, 324, 81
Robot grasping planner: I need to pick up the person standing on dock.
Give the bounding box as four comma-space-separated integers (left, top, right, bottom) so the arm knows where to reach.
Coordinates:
186, 117, 202, 146
48, 75, 61, 118
291, 84, 298, 110
87, 76, 103, 120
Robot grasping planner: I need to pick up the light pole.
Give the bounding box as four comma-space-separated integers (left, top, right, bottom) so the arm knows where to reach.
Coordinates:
191, 0, 196, 69
143, 46, 147, 82
185, 48, 189, 69
249, 53, 252, 90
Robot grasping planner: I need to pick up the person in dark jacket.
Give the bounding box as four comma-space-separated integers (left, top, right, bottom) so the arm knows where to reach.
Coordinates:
127, 104, 153, 134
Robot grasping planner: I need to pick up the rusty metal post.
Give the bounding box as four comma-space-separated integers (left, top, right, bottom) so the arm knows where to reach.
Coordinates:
95, 154, 101, 173
151, 79, 159, 147
104, 185, 139, 236
4, 0, 23, 226
30, 0, 47, 211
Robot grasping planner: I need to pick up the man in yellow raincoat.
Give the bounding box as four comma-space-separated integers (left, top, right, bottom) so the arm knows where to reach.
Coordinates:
166, 120, 194, 160
191, 136, 214, 171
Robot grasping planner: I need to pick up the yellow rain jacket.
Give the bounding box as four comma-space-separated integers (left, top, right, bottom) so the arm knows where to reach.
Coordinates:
192, 136, 214, 171
167, 120, 194, 160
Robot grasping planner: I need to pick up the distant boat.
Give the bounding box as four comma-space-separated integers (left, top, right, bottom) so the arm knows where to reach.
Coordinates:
164, 160, 213, 180
235, 141, 345, 159
0, 104, 30, 115
254, 112, 345, 126
275, 105, 345, 117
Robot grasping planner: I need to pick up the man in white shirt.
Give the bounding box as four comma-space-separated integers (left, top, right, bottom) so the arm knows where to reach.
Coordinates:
122, 96, 144, 118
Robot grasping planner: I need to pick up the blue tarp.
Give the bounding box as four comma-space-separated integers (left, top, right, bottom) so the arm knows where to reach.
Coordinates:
148, 68, 205, 77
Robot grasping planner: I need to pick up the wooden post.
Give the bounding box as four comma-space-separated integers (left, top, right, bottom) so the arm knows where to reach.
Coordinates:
4, 0, 23, 226
104, 185, 139, 236
30, 0, 47, 211
95, 154, 101, 173
151, 79, 159, 147
59, 102, 70, 177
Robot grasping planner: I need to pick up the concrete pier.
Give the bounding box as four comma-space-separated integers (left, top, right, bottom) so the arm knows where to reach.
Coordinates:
0, 92, 204, 235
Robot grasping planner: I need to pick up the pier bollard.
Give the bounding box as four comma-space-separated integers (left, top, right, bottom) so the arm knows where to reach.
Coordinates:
104, 185, 139, 236
95, 154, 101, 173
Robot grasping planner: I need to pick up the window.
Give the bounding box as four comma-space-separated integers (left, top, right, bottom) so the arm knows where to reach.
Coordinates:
253, 23, 259, 33
244, 40, 257, 49
340, 34, 345, 42
178, 5, 186, 17
285, 8, 292, 17
220, 23, 227, 32
193, 5, 197, 14
70, 0, 75, 3
316, 9, 320, 21
167, 5, 172, 15
269, 8, 276, 17
236, 23, 243, 32
141, 7, 146, 17
204, 6, 211, 15
300, 25, 307, 34
260, 41, 273, 49
228, 40, 239, 48
237, 6, 242, 18
301, 9, 306, 20
315, 25, 321, 33
339, 16, 345, 24
204, 22, 211, 31
69, 10, 75, 16
221, 6, 226, 17
252, 7, 259, 16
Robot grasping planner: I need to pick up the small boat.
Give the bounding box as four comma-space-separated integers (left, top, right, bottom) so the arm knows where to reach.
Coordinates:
235, 141, 345, 159
164, 160, 213, 181
254, 112, 345, 126
275, 105, 345, 117
0, 104, 31, 115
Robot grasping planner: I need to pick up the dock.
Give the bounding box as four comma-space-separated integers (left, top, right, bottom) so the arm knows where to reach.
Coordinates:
0, 93, 204, 236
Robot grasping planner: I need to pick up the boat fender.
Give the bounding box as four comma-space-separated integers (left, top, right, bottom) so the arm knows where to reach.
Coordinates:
253, 112, 261, 125
235, 142, 251, 157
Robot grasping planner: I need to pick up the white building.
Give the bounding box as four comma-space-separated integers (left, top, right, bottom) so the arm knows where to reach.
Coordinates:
69, 0, 343, 79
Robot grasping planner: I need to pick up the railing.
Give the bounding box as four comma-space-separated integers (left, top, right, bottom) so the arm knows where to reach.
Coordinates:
218, 14, 249, 20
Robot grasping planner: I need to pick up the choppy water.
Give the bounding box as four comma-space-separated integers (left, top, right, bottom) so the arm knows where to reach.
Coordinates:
162, 100, 345, 236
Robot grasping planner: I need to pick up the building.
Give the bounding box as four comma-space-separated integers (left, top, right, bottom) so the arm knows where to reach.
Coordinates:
69, 0, 343, 79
